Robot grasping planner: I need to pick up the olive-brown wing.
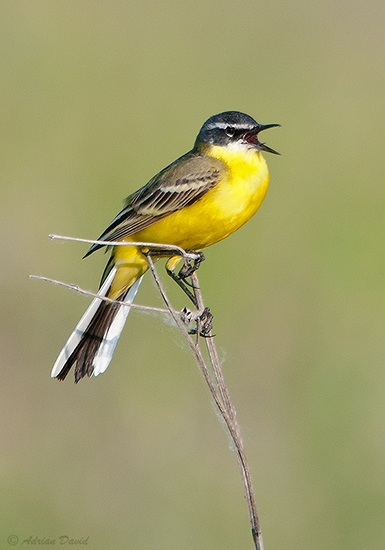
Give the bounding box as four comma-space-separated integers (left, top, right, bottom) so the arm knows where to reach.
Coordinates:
85, 152, 225, 256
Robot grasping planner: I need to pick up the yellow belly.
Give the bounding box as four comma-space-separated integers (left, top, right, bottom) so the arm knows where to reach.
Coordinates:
133, 148, 269, 250
110, 147, 269, 297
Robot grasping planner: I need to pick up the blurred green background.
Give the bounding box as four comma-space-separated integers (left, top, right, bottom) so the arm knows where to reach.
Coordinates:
1, 1, 385, 549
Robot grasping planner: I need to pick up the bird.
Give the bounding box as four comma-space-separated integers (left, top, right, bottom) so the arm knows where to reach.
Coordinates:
51, 111, 279, 382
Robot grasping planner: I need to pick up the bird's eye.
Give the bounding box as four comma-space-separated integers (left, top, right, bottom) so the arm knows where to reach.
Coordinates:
226, 127, 235, 138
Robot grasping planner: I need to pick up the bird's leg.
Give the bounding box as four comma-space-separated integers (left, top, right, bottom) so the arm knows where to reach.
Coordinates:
178, 253, 213, 337
179, 251, 205, 279
166, 272, 214, 337
144, 248, 199, 307
186, 306, 214, 338
166, 251, 205, 308
145, 248, 209, 330
166, 268, 198, 307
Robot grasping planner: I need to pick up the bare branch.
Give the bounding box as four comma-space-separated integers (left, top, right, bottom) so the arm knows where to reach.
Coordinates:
29, 274, 171, 316
49, 233, 200, 262
147, 259, 265, 550
38, 233, 265, 549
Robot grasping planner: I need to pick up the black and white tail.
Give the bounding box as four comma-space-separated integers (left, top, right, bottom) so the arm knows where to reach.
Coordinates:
51, 267, 142, 382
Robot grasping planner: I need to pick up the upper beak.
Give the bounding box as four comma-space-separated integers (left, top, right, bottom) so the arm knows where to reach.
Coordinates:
256, 123, 281, 155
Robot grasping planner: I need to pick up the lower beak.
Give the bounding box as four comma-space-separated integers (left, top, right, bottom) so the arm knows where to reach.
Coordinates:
257, 123, 281, 155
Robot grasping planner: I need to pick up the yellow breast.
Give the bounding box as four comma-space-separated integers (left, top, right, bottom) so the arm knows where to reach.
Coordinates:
132, 145, 270, 251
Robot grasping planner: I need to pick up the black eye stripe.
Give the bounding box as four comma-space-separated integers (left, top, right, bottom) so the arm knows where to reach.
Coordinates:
225, 127, 245, 139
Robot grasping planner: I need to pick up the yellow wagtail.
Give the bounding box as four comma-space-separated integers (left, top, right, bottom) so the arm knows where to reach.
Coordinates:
52, 111, 279, 382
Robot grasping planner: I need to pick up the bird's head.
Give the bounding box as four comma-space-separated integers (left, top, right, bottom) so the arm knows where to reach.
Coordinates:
195, 111, 280, 155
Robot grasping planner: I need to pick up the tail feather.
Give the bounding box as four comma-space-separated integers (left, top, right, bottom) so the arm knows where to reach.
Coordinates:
51, 268, 142, 382
91, 280, 141, 377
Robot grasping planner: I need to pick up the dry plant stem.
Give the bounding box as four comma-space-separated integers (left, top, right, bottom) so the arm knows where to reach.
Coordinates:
28, 275, 169, 316
191, 272, 264, 550
49, 233, 198, 261
190, 272, 262, 548
38, 234, 264, 549
147, 257, 264, 550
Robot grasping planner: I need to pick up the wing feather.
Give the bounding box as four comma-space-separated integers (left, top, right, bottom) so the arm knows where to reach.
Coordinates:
85, 152, 225, 256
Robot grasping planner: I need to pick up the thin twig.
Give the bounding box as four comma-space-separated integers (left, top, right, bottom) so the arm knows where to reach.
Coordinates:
189, 272, 263, 545
148, 258, 264, 550
29, 275, 170, 316
39, 234, 265, 549
49, 233, 200, 262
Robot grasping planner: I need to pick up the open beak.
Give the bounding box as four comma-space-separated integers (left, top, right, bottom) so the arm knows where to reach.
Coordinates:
255, 123, 281, 155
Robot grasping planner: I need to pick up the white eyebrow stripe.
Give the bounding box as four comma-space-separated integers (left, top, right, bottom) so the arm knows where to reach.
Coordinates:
205, 121, 256, 131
